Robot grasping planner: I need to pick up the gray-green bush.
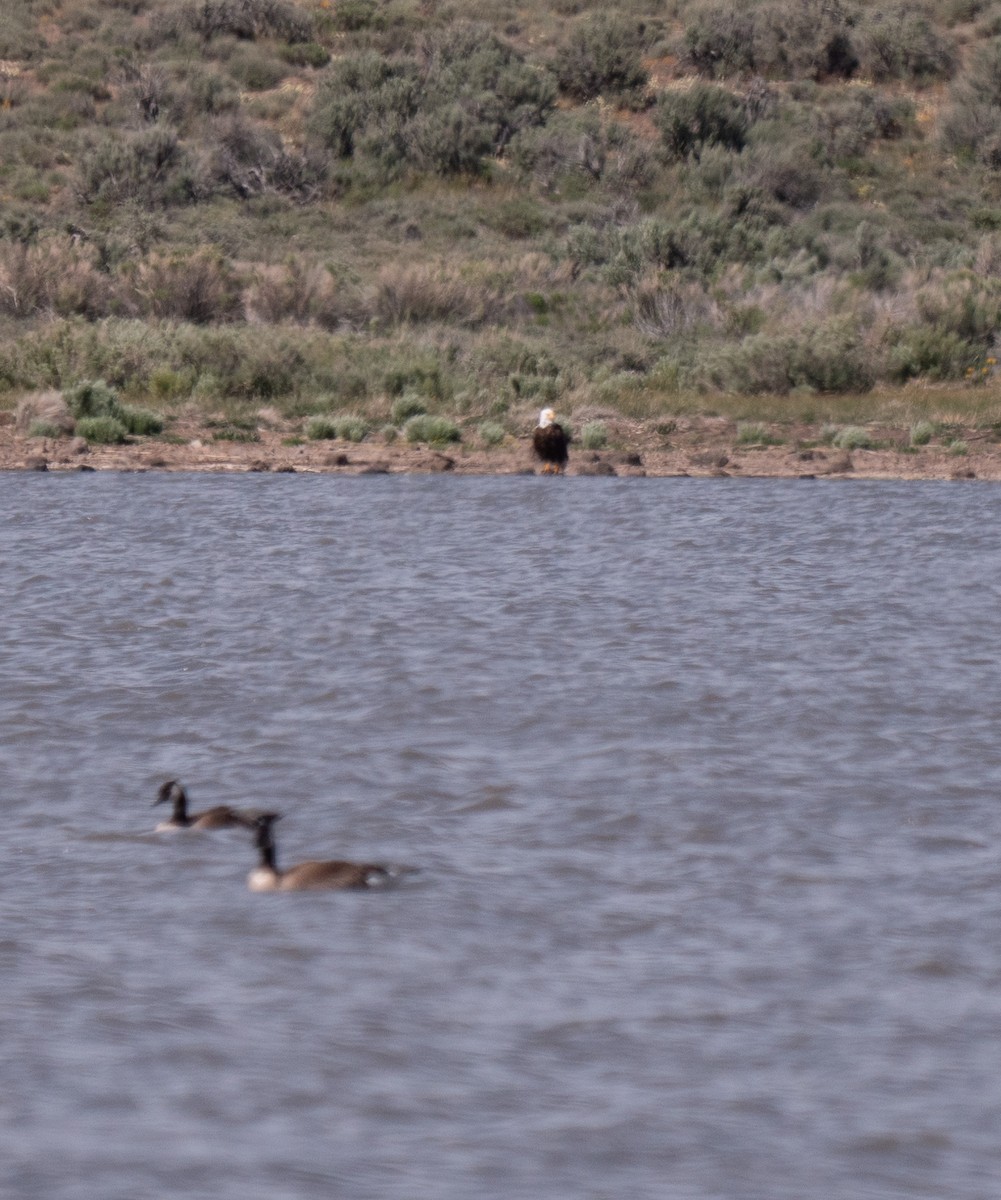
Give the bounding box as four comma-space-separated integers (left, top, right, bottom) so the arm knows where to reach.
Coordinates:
832, 425, 873, 449
390, 394, 428, 424
306, 415, 338, 439
403, 414, 461, 444
579, 420, 608, 449
309, 27, 556, 177
553, 14, 649, 104
65, 379, 123, 420
76, 414, 129, 443
910, 419, 935, 445
655, 83, 748, 162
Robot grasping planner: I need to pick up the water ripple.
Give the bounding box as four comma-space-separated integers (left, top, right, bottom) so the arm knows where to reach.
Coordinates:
3, 476, 1001, 1200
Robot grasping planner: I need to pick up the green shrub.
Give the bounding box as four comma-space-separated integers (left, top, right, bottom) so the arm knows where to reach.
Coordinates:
887, 327, 977, 381
509, 110, 650, 194
856, 5, 955, 82
793, 321, 876, 393
77, 415, 129, 444
172, 0, 314, 43
682, 0, 944, 83
76, 128, 199, 208
330, 0, 377, 32
754, 0, 860, 80
336, 414, 369, 441
403, 414, 461, 444
210, 115, 326, 199
655, 84, 748, 161
941, 37, 1001, 164
306, 416, 339, 439
948, 439, 969, 454
683, 5, 757, 78
694, 322, 873, 395
65, 379, 123, 420
479, 420, 507, 446
120, 407, 164, 436
28, 421, 65, 439
227, 48, 288, 92
306, 413, 368, 440
735, 141, 825, 209
832, 425, 873, 450
149, 368, 190, 400
211, 423, 260, 442
390, 394, 428, 424
554, 14, 649, 104
736, 422, 781, 445
910, 420, 936, 445
310, 29, 555, 177
179, 67, 240, 118
279, 42, 330, 69
580, 420, 608, 449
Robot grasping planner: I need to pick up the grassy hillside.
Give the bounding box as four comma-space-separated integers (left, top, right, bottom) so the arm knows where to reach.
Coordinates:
4, 0, 1001, 444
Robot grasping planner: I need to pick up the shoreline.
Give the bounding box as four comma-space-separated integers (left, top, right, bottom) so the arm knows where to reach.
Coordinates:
1, 415, 997, 480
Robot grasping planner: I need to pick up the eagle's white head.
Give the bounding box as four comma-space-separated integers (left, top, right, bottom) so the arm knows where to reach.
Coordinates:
538, 408, 557, 428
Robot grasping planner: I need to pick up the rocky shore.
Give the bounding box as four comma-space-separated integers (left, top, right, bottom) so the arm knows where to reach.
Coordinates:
0, 411, 998, 480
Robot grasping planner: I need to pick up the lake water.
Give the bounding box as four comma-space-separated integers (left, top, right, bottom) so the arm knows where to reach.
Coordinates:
3, 473, 1001, 1200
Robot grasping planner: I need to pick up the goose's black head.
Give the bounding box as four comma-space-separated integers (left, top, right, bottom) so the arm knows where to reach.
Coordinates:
154, 780, 185, 810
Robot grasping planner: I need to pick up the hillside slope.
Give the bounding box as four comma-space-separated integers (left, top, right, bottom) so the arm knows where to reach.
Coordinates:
3, 0, 1001, 454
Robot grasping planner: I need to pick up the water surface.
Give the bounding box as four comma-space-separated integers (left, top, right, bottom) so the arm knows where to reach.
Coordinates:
3, 474, 1001, 1200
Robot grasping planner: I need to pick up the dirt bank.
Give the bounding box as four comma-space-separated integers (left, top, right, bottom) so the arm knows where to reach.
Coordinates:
0, 414, 997, 480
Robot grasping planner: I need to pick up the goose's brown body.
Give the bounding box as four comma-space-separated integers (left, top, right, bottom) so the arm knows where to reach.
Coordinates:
153, 780, 259, 832
248, 813, 392, 892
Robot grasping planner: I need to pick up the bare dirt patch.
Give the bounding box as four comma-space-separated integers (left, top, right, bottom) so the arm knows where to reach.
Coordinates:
1, 413, 998, 481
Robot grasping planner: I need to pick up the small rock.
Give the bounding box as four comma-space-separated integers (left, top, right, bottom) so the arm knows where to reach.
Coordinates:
26, 456, 48, 471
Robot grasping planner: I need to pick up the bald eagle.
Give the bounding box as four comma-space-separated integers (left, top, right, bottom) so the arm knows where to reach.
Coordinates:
532, 408, 569, 474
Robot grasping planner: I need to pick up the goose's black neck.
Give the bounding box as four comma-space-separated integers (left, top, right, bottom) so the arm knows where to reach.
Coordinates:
256, 825, 277, 871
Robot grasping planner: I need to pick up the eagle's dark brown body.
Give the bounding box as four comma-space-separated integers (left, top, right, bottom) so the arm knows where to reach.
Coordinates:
533, 409, 569, 474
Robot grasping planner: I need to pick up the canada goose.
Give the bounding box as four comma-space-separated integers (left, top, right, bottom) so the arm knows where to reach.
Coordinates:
247, 812, 398, 892
153, 780, 261, 832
